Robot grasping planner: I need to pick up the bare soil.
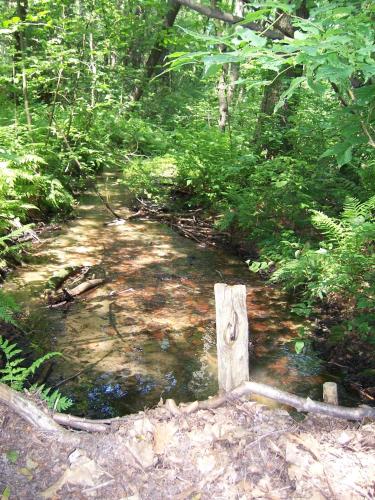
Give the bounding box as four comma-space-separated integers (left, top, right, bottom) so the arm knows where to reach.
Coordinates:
1, 397, 375, 499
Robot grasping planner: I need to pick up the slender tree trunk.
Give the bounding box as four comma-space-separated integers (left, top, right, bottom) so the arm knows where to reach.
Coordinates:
12, 61, 18, 129
15, 0, 32, 129
227, 0, 244, 103
65, 30, 87, 140
131, 0, 181, 101
47, 68, 63, 142
217, 50, 229, 132
89, 32, 97, 108
217, 0, 244, 133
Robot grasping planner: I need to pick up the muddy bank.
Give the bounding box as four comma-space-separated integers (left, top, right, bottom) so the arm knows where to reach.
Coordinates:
1, 396, 375, 499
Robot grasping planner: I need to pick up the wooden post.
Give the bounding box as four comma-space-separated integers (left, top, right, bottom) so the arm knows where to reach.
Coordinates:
215, 283, 249, 392
323, 382, 339, 405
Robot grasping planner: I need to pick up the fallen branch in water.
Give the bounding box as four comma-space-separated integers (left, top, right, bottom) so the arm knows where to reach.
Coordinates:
47, 278, 105, 307
46, 266, 83, 290
127, 198, 231, 247
52, 348, 115, 389
94, 186, 122, 220
67, 278, 105, 297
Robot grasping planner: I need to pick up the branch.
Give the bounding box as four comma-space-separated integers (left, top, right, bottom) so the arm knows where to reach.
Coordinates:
169, 381, 375, 420
2, 379, 374, 438
0, 383, 63, 432
176, 0, 283, 39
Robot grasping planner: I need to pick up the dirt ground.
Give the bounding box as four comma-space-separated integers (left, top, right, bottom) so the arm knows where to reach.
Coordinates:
1, 397, 375, 500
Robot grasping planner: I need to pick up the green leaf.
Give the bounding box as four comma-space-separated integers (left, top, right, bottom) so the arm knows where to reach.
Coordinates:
237, 28, 267, 47
240, 9, 270, 23
275, 180, 288, 188
6, 450, 19, 464
202, 53, 242, 67
176, 26, 234, 48
321, 142, 353, 166
274, 76, 305, 112
295, 340, 305, 354
1, 486, 11, 500
315, 65, 353, 85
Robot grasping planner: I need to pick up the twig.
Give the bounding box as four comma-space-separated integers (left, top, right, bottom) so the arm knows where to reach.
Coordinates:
52, 348, 115, 389
83, 480, 115, 494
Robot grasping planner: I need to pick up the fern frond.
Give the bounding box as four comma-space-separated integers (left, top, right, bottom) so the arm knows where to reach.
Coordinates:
0, 339, 73, 412
361, 195, 375, 217
24, 352, 61, 377
0, 293, 19, 325
29, 384, 73, 411
342, 195, 375, 222
342, 197, 362, 221
311, 210, 347, 242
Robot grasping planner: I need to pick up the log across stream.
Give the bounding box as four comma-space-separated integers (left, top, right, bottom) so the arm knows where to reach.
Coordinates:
4, 170, 359, 418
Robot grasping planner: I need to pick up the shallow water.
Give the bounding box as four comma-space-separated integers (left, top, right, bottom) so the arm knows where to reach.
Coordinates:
5, 171, 351, 417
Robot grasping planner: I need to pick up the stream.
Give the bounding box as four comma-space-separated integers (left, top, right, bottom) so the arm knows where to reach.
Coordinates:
4, 170, 355, 418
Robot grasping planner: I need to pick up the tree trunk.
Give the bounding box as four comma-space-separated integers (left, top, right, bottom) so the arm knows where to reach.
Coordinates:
217, 54, 229, 132
227, 0, 244, 104
89, 32, 97, 108
131, 0, 181, 101
253, 74, 284, 153
217, 0, 244, 133
15, 0, 32, 128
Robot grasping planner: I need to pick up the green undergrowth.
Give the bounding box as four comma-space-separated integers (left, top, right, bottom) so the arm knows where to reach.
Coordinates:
0, 332, 73, 412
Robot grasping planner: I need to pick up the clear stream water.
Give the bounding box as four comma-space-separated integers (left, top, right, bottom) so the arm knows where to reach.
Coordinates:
5, 171, 352, 418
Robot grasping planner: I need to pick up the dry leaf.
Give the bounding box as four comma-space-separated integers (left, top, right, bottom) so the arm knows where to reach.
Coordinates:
42, 450, 106, 498
153, 422, 178, 455
126, 438, 156, 469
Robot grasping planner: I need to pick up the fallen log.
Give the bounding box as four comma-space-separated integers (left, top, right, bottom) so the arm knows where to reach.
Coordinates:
67, 278, 105, 297
52, 414, 108, 432
47, 279, 105, 306
0, 383, 108, 433
0, 383, 63, 432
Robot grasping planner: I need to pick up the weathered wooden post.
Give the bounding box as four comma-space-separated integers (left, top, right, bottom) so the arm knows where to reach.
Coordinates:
215, 283, 249, 392
323, 382, 339, 405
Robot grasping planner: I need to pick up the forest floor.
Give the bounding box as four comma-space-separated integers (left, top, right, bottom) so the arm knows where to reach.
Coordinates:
1, 397, 375, 500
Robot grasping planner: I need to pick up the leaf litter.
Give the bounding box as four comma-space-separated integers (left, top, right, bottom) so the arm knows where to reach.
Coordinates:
1, 397, 375, 499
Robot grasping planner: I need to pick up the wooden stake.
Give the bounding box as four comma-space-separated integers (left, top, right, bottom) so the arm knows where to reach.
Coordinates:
323, 382, 339, 405
215, 283, 249, 392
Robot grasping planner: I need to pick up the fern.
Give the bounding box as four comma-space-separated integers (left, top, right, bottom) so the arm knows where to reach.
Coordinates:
310, 210, 348, 243
342, 195, 375, 223
29, 384, 73, 412
0, 291, 19, 325
0, 336, 73, 411
271, 196, 375, 333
